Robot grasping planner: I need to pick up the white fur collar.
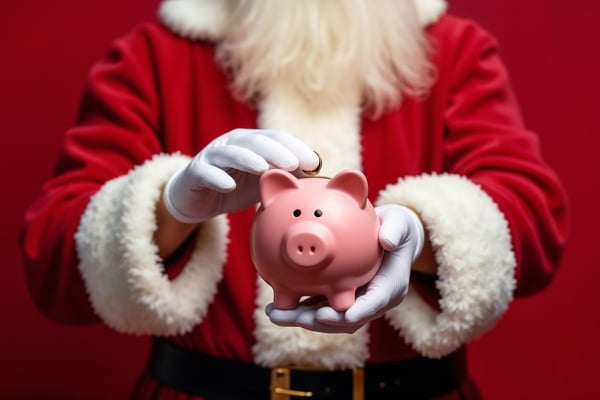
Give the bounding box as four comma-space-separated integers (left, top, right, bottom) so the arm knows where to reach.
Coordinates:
159, 0, 447, 41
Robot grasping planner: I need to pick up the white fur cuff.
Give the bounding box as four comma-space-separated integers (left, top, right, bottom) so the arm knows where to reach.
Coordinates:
376, 173, 516, 358
76, 153, 229, 335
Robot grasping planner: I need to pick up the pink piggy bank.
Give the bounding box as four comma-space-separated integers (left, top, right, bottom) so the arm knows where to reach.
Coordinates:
250, 169, 384, 312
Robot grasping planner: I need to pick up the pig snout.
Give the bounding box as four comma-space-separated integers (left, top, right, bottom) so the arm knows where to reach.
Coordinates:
282, 221, 335, 270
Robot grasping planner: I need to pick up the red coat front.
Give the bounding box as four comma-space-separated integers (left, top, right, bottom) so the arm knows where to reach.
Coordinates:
20, 2, 568, 396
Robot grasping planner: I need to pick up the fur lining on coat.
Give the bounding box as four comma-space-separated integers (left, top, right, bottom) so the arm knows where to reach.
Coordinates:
76, 154, 229, 335
377, 174, 516, 358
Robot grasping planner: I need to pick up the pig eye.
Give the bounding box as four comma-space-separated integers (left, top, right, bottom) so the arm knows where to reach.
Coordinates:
293, 209, 302, 217
314, 209, 323, 217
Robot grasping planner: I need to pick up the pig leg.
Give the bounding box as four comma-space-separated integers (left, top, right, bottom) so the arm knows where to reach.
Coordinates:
328, 290, 357, 312
273, 290, 301, 310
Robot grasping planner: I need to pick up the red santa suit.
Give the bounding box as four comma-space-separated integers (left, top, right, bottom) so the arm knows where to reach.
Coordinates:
20, 0, 569, 398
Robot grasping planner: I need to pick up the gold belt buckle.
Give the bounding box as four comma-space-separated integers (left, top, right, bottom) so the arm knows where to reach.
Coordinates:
270, 366, 364, 400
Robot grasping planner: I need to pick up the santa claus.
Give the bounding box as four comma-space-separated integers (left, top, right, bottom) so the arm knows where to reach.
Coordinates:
21, 0, 569, 399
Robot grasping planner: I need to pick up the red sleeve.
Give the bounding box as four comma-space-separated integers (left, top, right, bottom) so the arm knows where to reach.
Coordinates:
19, 24, 165, 324
436, 17, 570, 296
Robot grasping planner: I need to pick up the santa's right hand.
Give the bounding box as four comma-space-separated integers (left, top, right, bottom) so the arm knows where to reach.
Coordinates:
163, 128, 319, 223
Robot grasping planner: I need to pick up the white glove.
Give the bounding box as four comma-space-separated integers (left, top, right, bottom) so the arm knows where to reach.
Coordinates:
164, 129, 319, 223
266, 204, 424, 333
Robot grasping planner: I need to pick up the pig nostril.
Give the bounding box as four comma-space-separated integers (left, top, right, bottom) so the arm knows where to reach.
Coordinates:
296, 245, 318, 255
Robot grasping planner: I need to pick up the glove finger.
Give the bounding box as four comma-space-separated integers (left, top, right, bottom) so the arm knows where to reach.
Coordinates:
255, 130, 320, 171
188, 163, 237, 192
266, 302, 358, 333
343, 281, 394, 325
294, 309, 360, 334
204, 145, 270, 174
265, 307, 303, 327
375, 204, 406, 251
229, 133, 302, 170
344, 266, 410, 325
265, 296, 328, 318
266, 304, 322, 328
265, 300, 321, 322
376, 204, 425, 259
314, 306, 346, 324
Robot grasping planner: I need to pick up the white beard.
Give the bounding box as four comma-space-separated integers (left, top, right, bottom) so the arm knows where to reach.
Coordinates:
216, 0, 434, 116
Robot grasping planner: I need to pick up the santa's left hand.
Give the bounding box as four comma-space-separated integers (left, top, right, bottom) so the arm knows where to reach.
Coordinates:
266, 204, 425, 333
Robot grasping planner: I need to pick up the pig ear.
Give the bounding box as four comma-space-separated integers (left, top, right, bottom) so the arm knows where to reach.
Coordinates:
259, 169, 301, 208
326, 169, 369, 209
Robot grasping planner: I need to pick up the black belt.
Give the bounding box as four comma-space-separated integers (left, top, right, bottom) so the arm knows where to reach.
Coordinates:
148, 338, 466, 399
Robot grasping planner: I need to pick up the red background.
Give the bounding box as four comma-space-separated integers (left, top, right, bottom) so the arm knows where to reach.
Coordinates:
2, 1, 598, 398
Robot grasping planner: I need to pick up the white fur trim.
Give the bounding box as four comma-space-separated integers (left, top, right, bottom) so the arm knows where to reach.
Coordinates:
377, 173, 516, 358
415, 0, 448, 26
253, 278, 370, 369
158, 0, 232, 41
158, 0, 446, 41
76, 153, 229, 335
